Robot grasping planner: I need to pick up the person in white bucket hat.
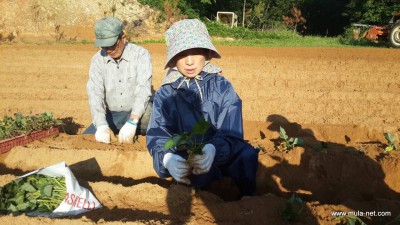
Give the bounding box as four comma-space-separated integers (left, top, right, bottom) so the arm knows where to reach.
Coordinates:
84, 17, 153, 144
146, 19, 259, 198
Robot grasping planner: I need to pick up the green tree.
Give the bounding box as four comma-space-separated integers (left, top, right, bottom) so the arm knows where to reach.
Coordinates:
259, 0, 304, 30
244, 1, 268, 29
138, 0, 400, 36
267, 0, 304, 21
346, 0, 400, 24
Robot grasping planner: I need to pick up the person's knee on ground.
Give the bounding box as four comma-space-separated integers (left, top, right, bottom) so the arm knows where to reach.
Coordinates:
228, 145, 259, 196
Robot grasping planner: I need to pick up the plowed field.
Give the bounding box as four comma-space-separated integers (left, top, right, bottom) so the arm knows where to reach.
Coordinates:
0, 44, 400, 225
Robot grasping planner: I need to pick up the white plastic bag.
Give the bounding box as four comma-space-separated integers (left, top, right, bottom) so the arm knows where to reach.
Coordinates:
7, 161, 102, 217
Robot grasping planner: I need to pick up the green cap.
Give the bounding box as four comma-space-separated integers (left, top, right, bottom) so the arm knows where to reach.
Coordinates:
94, 17, 122, 47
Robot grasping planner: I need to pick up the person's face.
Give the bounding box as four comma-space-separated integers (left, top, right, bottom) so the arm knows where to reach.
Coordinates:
102, 34, 126, 59
175, 48, 208, 78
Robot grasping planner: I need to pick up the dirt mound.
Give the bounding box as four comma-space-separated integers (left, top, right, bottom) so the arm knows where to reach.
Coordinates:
1, 44, 400, 224
0, 0, 162, 43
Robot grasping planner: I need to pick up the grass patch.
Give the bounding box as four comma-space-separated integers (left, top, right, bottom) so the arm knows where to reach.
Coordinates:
211, 36, 344, 47
132, 39, 165, 45
204, 21, 390, 48
132, 35, 387, 48
135, 35, 346, 48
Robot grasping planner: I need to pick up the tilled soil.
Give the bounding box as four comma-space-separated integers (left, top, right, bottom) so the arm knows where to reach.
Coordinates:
0, 44, 400, 225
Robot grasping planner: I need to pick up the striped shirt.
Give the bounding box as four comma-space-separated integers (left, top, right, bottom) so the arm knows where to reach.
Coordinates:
87, 43, 152, 128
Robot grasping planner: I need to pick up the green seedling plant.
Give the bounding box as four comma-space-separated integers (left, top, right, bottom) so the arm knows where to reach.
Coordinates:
0, 174, 66, 214
332, 212, 400, 225
331, 215, 366, 225
333, 214, 400, 225
277, 126, 305, 151
383, 132, 398, 153
164, 116, 212, 157
280, 194, 304, 222
0, 112, 63, 141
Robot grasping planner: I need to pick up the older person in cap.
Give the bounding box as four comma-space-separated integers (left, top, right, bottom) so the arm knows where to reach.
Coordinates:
146, 19, 259, 198
84, 17, 153, 144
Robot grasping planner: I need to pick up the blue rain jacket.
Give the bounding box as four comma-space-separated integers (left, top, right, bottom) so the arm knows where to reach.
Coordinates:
146, 71, 251, 179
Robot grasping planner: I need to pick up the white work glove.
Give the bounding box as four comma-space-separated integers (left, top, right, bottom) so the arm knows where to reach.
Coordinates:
163, 153, 191, 185
95, 125, 112, 144
190, 144, 216, 175
118, 122, 137, 144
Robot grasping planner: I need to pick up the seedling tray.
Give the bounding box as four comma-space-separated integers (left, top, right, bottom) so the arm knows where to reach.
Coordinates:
0, 127, 60, 154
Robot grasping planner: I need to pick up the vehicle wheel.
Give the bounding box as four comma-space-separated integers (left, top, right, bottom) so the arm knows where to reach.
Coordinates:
389, 22, 400, 48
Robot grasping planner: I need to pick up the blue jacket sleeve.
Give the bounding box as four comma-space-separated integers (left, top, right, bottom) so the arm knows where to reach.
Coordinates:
207, 84, 246, 166
146, 88, 174, 178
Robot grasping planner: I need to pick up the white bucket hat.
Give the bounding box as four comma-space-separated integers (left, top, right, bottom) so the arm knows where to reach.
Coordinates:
164, 19, 221, 69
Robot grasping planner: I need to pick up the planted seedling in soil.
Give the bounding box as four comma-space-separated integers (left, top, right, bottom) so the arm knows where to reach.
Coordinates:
280, 194, 304, 222
0, 174, 66, 214
383, 132, 398, 153
277, 126, 305, 151
164, 116, 212, 157
331, 215, 366, 225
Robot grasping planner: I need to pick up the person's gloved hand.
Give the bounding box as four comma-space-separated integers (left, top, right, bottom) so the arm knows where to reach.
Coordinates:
163, 153, 191, 185
95, 125, 112, 144
118, 121, 137, 144
190, 144, 216, 175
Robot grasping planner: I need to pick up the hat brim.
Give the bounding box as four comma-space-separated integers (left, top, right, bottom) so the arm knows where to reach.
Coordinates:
94, 36, 118, 47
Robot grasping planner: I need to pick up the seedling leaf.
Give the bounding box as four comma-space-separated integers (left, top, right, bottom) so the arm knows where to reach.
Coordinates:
293, 138, 305, 146
40, 184, 53, 197
16, 202, 30, 211
277, 127, 306, 151
332, 215, 366, 225
164, 116, 212, 156
192, 116, 211, 135
20, 183, 36, 193
279, 126, 289, 140
7, 204, 18, 212
384, 132, 396, 143
385, 146, 394, 153
164, 134, 184, 149
383, 132, 398, 153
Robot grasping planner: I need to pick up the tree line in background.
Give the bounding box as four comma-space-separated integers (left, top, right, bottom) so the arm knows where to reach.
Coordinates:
137, 0, 400, 37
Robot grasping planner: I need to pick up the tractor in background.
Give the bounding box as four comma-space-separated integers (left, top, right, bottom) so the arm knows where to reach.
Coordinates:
352, 12, 400, 48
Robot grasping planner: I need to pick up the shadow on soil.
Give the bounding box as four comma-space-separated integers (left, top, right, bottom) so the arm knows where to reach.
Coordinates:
257, 114, 400, 225
2, 113, 400, 224
59, 117, 83, 135
66, 157, 317, 224
69, 158, 171, 189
